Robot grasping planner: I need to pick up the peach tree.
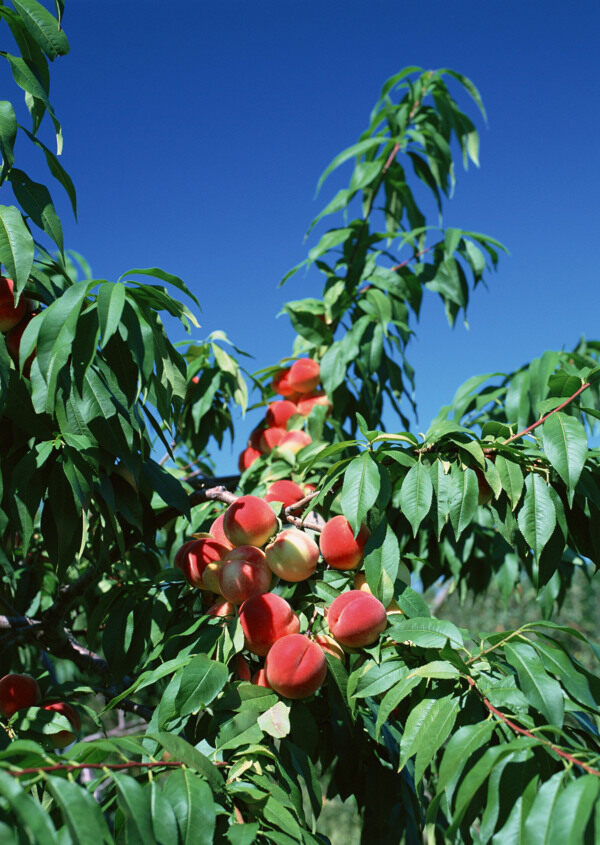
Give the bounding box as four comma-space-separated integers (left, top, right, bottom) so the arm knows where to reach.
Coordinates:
1, 3, 600, 843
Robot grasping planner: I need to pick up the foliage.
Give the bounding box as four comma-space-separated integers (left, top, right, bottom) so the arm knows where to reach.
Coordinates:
1, 3, 599, 843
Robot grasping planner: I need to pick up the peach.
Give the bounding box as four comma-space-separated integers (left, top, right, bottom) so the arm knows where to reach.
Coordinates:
238, 446, 261, 472
209, 513, 234, 549
264, 480, 305, 509
327, 590, 387, 648
296, 391, 331, 416
278, 430, 312, 454
265, 634, 327, 699
0, 673, 41, 717
43, 701, 81, 748
0, 277, 27, 332
218, 548, 272, 604
272, 367, 296, 397
234, 654, 251, 682
223, 495, 278, 547
248, 428, 264, 450
266, 400, 298, 428
252, 668, 271, 688
174, 539, 197, 571
314, 633, 345, 662
176, 537, 230, 589
259, 426, 287, 454
288, 358, 320, 394
206, 598, 236, 618
320, 516, 370, 570
265, 528, 319, 582
239, 592, 300, 656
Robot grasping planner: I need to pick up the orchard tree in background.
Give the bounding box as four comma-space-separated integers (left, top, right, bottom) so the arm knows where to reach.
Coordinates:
1, 4, 600, 843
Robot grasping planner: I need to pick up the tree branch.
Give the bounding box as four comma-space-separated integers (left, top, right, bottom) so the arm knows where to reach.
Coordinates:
503, 381, 591, 444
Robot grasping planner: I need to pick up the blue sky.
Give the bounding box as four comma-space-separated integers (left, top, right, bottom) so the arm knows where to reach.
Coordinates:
4, 1, 600, 472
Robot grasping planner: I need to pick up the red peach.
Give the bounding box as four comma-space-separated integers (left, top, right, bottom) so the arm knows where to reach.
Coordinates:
278, 430, 312, 454
248, 428, 264, 450
239, 593, 300, 656
238, 446, 261, 472
296, 391, 331, 416
0, 673, 41, 718
259, 426, 287, 454
287, 358, 320, 394
223, 495, 278, 547
264, 480, 306, 509
252, 668, 271, 688
209, 513, 234, 549
206, 598, 236, 618
218, 549, 272, 604
327, 590, 387, 648
272, 368, 296, 397
43, 701, 81, 748
265, 528, 319, 582
174, 539, 197, 571
265, 634, 327, 699
234, 654, 252, 682
266, 400, 298, 428
320, 516, 370, 570
314, 633, 345, 662
0, 277, 27, 332
177, 537, 230, 589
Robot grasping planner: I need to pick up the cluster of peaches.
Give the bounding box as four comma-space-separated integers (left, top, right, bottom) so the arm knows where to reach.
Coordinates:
238, 357, 331, 471
175, 491, 393, 700
0, 276, 36, 376
0, 673, 81, 747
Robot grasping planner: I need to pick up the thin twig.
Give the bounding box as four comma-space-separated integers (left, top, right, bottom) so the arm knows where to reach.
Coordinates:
503, 382, 591, 445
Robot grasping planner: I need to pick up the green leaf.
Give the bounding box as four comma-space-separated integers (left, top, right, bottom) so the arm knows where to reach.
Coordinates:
399, 462, 433, 536
149, 781, 180, 845
112, 772, 156, 844
517, 474, 556, 560
533, 637, 599, 711
431, 459, 453, 538
174, 654, 228, 715
522, 770, 565, 845
388, 617, 463, 649
119, 266, 200, 309
448, 465, 478, 539
162, 769, 216, 845
504, 641, 564, 726
0, 770, 58, 843
352, 660, 407, 699
11, 0, 69, 59
340, 452, 380, 535
0, 101, 17, 176
435, 720, 495, 799
545, 775, 599, 845
227, 823, 260, 845
542, 411, 588, 505
154, 733, 224, 792
399, 694, 459, 783
97, 281, 126, 348
495, 455, 524, 510
315, 136, 386, 195
21, 127, 77, 216
142, 460, 190, 517
257, 701, 291, 738
9, 168, 63, 251
307, 227, 353, 264
45, 776, 111, 845
0, 205, 34, 293
363, 520, 399, 607
375, 673, 422, 740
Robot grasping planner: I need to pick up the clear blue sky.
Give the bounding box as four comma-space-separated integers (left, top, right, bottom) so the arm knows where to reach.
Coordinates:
4, 1, 600, 472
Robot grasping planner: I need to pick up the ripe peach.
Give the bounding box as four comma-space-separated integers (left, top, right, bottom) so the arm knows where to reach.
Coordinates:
174, 539, 197, 571
238, 446, 261, 472
314, 633, 345, 661
206, 598, 236, 618
218, 547, 272, 604
278, 430, 312, 454
259, 426, 287, 454
252, 668, 271, 688
272, 368, 296, 397
0, 673, 41, 718
320, 516, 370, 570
234, 654, 252, 682
43, 701, 81, 748
265, 528, 319, 582
296, 391, 331, 416
266, 400, 298, 428
265, 634, 327, 699
288, 358, 320, 394
0, 277, 27, 332
239, 592, 300, 656
264, 480, 305, 509
209, 513, 234, 549
176, 537, 230, 589
327, 590, 387, 648
223, 495, 278, 547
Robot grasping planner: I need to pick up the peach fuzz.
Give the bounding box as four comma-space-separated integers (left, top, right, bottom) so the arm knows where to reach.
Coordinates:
259, 426, 287, 454
264, 479, 305, 509
288, 358, 320, 394
238, 446, 261, 472
0, 673, 41, 718
239, 592, 300, 656
218, 549, 272, 604
0, 277, 27, 332
327, 590, 387, 648
209, 513, 234, 549
265, 528, 319, 582
223, 495, 278, 547
265, 634, 327, 699
296, 391, 331, 416
320, 516, 370, 570
176, 537, 230, 589
43, 701, 81, 748
314, 633, 345, 662
278, 430, 312, 454
266, 400, 298, 428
